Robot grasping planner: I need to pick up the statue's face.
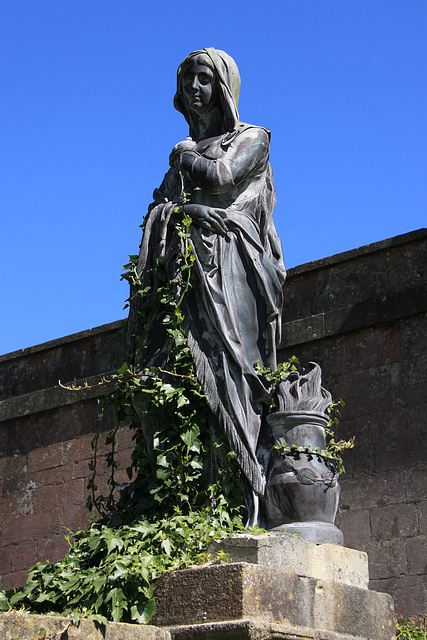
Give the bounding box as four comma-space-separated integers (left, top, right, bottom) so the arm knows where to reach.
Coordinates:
181, 62, 216, 116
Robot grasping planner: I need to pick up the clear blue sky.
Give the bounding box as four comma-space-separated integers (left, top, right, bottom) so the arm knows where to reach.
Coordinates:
1, 1, 426, 356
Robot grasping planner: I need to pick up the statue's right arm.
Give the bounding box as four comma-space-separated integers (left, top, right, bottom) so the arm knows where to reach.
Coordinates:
149, 168, 182, 210
176, 128, 270, 195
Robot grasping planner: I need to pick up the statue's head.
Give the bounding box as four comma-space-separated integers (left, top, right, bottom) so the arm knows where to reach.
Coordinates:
174, 48, 241, 135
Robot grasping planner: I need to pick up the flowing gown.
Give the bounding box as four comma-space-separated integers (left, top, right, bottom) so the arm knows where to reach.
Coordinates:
133, 124, 286, 496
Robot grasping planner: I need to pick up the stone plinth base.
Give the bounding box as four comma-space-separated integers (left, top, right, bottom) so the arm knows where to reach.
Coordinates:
0, 534, 395, 640
271, 521, 344, 545
166, 619, 391, 640
152, 562, 394, 640
0, 611, 170, 640
209, 532, 368, 588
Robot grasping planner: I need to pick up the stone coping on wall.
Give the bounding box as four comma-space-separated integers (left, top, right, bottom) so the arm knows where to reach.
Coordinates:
0, 319, 125, 364
0, 373, 116, 423
280, 283, 426, 347
280, 227, 426, 348
287, 227, 427, 276
1, 228, 425, 362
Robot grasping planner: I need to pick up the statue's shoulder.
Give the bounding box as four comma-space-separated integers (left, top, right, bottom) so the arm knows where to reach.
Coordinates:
224, 124, 270, 150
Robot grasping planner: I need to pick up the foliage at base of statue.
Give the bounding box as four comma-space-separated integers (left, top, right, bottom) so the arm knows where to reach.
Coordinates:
396, 615, 427, 640
0, 211, 352, 625
0, 213, 253, 625
0, 354, 249, 624
0, 507, 247, 625
256, 359, 354, 474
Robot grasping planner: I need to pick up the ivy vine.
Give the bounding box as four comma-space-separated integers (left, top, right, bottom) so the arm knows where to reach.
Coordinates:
0, 207, 251, 625
0, 205, 353, 626
256, 360, 354, 474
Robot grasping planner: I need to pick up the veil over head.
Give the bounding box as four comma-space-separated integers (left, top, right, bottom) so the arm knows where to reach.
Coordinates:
174, 47, 241, 136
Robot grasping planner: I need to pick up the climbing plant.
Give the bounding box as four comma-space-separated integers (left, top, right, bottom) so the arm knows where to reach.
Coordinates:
0, 210, 249, 625
0, 207, 353, 626
396, 616, 427, 640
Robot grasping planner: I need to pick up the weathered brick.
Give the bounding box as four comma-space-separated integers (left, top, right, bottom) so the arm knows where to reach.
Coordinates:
404, 465, 427, 502
341, 390, 399, 421
27, 442, 63, 472
61, 499, 91, 533
375, 407, 421, 444
419, 402, 427, 435
6, 411, 61, 457
0, 569, 28, 591
0, 454, 28, 481
370, 503, 419, 541
0, 426, 8, 457
116, 425, 135, 451
340, 335, 375, 372
367, 538, 407, 580
66, 477, 85, 504
0, 545, 12, 574
1, 510, 65, 546
0, 495, 22, 523
35, 478, 84, 516
40, 462, 74, 486
34, 483, 64, 513
57, 402, 98, 442
62, 433, 94, 464
375, 434, 427, 473
337, 414, 374, 450
398, 352, 427, 388
339, 470, 406, 511
344, 326, 403, 371
39, 535, 70, 565
2, 475, 40, 513
406, 535, 427, 575
343, 443, 375, 478
399, 312, 427, 357
73, 458, 93, 480
418, 499, 427, 535
335, 370, 371, 401
112, 448, 132, 471
335, 508, 371, 551
10, 540, 37, 572
370, 574, 427, 617
398, 381, 427, 408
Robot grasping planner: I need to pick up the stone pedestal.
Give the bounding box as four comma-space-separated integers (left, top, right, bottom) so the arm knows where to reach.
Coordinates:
0, 611, 170, 640
152, 533, 395, 640
208, 532, 368, 587
0, 534, 396, 640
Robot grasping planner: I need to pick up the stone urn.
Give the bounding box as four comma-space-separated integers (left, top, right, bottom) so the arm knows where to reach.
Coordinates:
262, 410, 343, 545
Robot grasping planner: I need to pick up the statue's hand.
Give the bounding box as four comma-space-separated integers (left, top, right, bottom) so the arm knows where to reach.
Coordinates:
184, 204, 227, 235
169, 138, 197, 168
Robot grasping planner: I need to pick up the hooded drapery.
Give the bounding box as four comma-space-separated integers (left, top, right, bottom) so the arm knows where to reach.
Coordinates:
129, 48, 286, 498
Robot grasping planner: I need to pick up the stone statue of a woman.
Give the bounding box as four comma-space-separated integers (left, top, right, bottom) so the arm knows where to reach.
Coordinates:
129, 48, 286, 523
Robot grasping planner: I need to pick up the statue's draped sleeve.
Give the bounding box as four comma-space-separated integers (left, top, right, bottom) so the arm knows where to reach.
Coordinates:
178, 128, 270, 194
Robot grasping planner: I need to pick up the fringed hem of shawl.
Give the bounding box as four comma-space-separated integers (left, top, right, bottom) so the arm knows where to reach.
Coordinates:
187, 329, 266, 496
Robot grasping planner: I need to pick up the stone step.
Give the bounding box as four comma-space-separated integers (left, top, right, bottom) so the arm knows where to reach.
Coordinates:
152, 562, 394, 640
0, 611, 170, 640
209, 532, 369, 589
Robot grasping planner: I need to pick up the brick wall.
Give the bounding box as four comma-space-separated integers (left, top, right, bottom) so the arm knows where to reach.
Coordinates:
0, 323, 132, 589
277, 228, 427, 616
0, 229, 426, 616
